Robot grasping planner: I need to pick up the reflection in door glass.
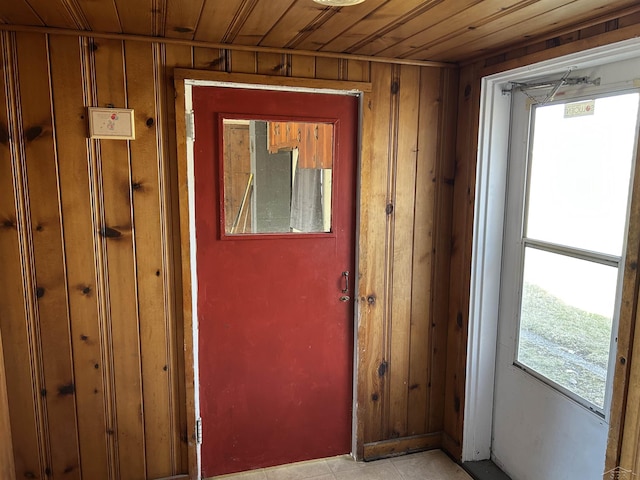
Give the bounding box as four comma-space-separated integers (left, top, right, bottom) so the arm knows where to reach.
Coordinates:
515, 92, 639, 412
222, 119, 333, 235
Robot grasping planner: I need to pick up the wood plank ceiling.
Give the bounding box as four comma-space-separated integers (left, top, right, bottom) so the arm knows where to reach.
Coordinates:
0, 0, 639, 63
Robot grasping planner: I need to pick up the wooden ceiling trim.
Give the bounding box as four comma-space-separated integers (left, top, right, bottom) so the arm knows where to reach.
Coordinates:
234, 0, 296, 46
152, 0, 167, 36
59, 0, 91, 30
293, 0, 388, 51
0, 2, 43, 26
23, 0, 79, 29
164, 0, 204, 40
260, 3, 339, 48
376, 0, 544, 59
0, 23, 454, 68
408, 0, 640, 60
351, 0, 480, 56
320, 0, 437, 54
416, 0, 582, 61
74, 0, 121, 34
464, 2, 640, 68
113, 0, 154, 36
193, 0, 244, 43
220, 0, 259, 44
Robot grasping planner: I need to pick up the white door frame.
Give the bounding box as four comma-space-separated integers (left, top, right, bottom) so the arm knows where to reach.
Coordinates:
463, 36, 640, 463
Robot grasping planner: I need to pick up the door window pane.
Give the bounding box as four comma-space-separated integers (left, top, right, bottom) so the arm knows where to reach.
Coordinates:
526, 93, 638, 255
222, 119, 333, 235
517, 248, 618, 408
515, 91, 639, 412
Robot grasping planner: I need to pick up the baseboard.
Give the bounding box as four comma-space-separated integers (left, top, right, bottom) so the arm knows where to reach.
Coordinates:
363, 432, 442, 461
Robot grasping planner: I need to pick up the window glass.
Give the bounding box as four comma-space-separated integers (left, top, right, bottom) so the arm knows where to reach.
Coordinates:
526, 94, 639, 255
222, 119, 333, 235
515, 91, 639, 412
517, 248, 618, 408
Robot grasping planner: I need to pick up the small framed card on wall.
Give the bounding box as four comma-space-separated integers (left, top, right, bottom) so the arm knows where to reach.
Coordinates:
88, 107, 136, 140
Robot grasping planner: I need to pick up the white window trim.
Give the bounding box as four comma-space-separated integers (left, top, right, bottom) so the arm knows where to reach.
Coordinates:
463, 36, 640, 462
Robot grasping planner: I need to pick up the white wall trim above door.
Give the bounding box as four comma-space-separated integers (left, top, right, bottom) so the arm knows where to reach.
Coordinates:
463, 35, 640, 464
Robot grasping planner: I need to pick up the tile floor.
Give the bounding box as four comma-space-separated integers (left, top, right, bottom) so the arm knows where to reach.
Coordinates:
210, 449, 474, 480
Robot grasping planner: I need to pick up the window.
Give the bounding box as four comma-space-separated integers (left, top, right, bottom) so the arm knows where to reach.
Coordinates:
222, 119, 334, 236
514, 92, 640, 413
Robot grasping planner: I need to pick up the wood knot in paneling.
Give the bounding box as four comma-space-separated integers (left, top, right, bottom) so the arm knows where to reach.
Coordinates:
367, 295, 376, 305
464, 85, 472, 98
58, 383, 75, 396
0, 124, 9, 144
208, 56, 226, 69
378, 360, 388, 377
174, 26, 193, 33
24, 125, 49, 142
386, 203, 394, 215
24, 471, 37, 478
36, 287, 45, 298
391, 81, 400, 95
100, 226, 122, 238
79, 285, 91, 295
146, 117, 154, 127
456, 312, 463, 328
371, 392, 379, 401
2, 218, 16, 229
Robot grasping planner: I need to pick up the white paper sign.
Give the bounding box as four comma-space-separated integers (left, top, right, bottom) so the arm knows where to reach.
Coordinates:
564, 100, 595, 118
89, 108, 136, 139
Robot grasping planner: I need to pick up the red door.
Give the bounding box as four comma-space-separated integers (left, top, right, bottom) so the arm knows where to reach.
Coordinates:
193, 86, 357, 477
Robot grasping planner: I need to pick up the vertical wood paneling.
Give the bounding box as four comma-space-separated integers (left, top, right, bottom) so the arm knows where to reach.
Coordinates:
0, 326, 14, 479
357, 62, 393, 451
443, 63, 479, 459
93, 38, 146, 480
315, 57, 341, 80
388, 65, 421, 439
15, 31, 81, 478
0, 32, 44, 480
428, 68, 457, 434
406, 67, 440, 436
125, 40, 176, 478
162, 43, 193, 476
194, 47, 226, 71
617, 113, 640, 474
257, 52, 286, 76
48, 34, 111, 480
290, 54, 316, 78
228, 50, 257, 74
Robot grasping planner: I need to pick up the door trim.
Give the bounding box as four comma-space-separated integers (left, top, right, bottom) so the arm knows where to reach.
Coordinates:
174, 70, 370, 479
464, 36, 640, 465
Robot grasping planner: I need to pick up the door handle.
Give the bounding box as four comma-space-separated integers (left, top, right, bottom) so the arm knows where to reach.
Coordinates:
341, 271, 349, 293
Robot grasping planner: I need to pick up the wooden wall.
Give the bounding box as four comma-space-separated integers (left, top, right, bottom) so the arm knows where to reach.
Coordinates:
0, 30, 459, 478
447, 8, 640, 464
0, 32, 187, 479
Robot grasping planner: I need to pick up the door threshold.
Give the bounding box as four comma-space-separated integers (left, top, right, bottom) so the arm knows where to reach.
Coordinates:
462, 460, 513, 480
